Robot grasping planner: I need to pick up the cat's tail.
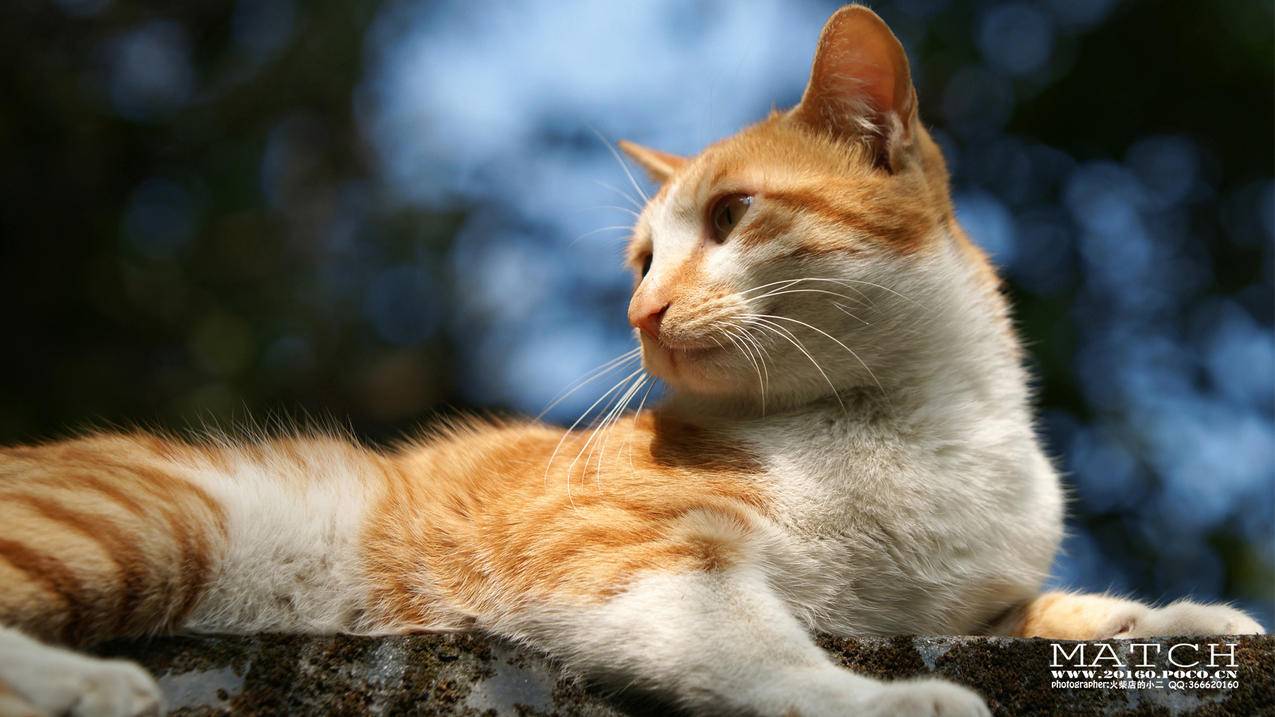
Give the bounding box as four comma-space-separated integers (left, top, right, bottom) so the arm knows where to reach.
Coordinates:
0, 433, 229, 647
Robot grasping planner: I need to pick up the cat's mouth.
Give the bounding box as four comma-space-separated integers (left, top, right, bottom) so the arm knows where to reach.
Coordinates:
640, 335, 724, 370
666, 344, 722, 361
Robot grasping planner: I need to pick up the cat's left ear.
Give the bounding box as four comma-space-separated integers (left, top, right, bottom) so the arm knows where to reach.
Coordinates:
790, 5, 918, 171
618, 140, 687, 184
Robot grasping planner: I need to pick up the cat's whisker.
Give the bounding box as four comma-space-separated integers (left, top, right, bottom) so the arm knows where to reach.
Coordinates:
830, 302, 871, 326
835, 278, 926, 309
718, 325, 766, 414
792, 277, 876, 306
738, 277, 806, 297
726, 319, 774, 401
747, 287, 867, 306
741, 316, 847, 412
571, 371, 641, 492
746, 313, 885, 398
544, 366, 646, 503
739, 277, 877, 309
729, 320, 772, 377
592, 179, 644, 211
537, 348, 642, 420
594, 374, 649, 486
571, 225, 635, 246
624, 379, 658, 474
588, 374, 646, 481
574, 203, 642, 220
571, 367, 646, 485
590, 127, 651, 204
572, 372, 648, 491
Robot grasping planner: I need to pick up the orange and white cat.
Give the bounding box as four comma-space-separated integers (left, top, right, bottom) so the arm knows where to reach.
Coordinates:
0, 6, 1262, 717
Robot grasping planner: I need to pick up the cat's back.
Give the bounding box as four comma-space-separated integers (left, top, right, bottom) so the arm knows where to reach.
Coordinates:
361, 413, 781, 629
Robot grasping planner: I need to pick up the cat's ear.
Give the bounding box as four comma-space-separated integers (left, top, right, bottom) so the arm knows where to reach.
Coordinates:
618, 140, 687, 184
790, 5, 918, 170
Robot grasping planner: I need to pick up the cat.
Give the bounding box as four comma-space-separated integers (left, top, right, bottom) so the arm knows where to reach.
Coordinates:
0, 5, 1263, 716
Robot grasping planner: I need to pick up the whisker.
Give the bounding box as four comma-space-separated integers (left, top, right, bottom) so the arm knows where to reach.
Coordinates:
574, 370, 642, 483
594, 374, 649, 485
589, 127, 651, 204
728, 321, 771, 372
726, 319, 774, 396
593, 179, 644, 211
720, 325, 766, 414
747, 313, 885, 397
571, 225, 634, 245
572, 373, 648, 490
740, 276, 878, 308
748, 287, 868, 306
544, 366, 646, 501
574, 203, 642, 220
537, 348, 642, 419
624, 379, 659, 473
830, 302, 871, 326
738, 277, 806, 296
742, 316, 846, 411
836, 278, 925, 308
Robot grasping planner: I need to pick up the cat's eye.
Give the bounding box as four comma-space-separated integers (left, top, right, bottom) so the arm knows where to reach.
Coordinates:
710, 194, 752, 242
640, 253, 653, 277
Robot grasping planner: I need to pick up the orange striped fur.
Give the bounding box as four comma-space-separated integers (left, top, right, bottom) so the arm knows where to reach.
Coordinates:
0, 437, 227, 646
0, 414, 767, 644
363, 414, 768, 631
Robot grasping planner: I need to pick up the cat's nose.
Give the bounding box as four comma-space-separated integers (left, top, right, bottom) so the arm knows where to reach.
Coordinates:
630, 302, 669, 340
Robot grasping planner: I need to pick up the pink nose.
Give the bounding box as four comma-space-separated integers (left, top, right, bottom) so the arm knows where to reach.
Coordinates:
631, 303, 668, 340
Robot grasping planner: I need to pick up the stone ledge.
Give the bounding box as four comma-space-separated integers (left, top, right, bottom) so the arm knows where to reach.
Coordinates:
95, 633, 1274, 715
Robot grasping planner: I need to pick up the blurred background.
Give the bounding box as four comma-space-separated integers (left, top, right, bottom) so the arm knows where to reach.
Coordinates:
1, 0, 1271, 627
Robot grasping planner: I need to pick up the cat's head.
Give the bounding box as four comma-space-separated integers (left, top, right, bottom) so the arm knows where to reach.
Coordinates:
621, 5, 1003, 408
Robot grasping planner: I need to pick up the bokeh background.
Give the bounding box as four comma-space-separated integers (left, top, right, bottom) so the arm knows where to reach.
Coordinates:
2, 0, 1272, 627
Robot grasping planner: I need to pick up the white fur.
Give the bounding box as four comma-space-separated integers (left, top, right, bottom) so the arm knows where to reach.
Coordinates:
732, 238, 1065, 638
642, 194, 1068, 636
179, 440, 382, 635
0, 626, 162, 717
499, 570, 989, 716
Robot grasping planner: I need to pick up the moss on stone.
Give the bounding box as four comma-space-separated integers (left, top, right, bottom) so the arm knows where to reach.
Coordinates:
96, 633, 1274, 715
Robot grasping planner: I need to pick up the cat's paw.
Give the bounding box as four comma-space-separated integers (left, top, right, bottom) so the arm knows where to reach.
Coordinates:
754, 668, 988, 717
0, 629, 162, 717
860, 678, 991, 717
7, 657, 160, 717
1114, 601, 1265, 638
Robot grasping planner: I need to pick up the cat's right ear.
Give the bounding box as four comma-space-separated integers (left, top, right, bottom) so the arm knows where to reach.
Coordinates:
618, 140, 687, 184
790, 5, 918, 171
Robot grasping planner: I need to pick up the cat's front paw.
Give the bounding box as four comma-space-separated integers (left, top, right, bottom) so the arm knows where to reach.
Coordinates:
860, 678, 990, 717
0, 629, 162, 717
756, 667, 988, 717
1115, 601, 1265, 638
60, 658, 162, 717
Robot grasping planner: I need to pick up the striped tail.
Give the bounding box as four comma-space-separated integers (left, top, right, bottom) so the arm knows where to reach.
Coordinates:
0, 435, 227, 646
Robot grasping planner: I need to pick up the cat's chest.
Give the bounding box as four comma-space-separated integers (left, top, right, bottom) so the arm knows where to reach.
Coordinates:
741, 412, 1060, 633
748, 412, 942, 529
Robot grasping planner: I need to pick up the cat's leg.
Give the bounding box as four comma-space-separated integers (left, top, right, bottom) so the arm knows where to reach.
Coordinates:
508, 568, 989, 717
997, 591, 1265, 639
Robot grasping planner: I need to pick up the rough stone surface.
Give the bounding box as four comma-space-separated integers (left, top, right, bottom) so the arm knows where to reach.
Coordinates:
95, 633, 1275, 716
